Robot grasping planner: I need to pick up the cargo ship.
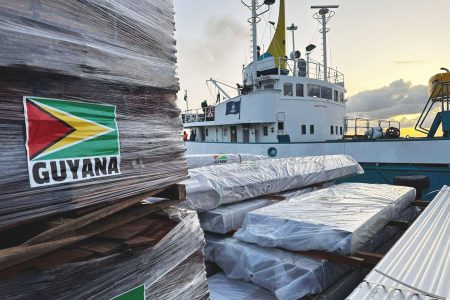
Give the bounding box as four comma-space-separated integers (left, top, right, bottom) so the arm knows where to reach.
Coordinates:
183, 0, 450, 198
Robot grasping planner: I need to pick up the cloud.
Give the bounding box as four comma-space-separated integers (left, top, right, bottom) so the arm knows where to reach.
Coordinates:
346, 80, 428, 123
392, 60, 424, 64
177, 16, 249, 107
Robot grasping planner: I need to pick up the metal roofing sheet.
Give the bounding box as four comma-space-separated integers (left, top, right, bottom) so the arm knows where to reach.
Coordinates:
347, 186, 450, 300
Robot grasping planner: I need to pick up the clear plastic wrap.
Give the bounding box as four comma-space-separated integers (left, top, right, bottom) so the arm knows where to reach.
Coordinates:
347, 186, 450, 300
186, 153, 266, 169
0, 207, 209, 300
199, 187, 321, 234
205, 234, 349, 300
0, 0, 178, 89
208, 273, 276, 300
234, 183, 415, 255
0, 0, 187, 230
182, 155, 363, 212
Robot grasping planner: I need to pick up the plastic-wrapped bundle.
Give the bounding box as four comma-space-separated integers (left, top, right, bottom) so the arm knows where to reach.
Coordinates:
199, 198, 274, 234
186, 153, 266, 169
0, 0, 187, 230
0, 208, 209, 300
347, 186, 450, 300
182, 155, 363, 212
208, 273, 276, 300
234, 183, 415, 255
205, 234, 349, 300
0, 0, 178, 89
199, 187, 321, 234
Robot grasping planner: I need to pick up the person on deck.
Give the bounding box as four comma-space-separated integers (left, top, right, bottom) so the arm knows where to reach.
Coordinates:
183, 131, 188, 141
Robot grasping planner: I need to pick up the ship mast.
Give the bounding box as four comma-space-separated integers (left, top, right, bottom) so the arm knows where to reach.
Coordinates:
242, 0, 275, 90
311, 5, 338, 82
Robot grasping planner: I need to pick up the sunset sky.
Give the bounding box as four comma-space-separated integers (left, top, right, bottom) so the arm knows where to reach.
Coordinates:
173, 0, 450, 135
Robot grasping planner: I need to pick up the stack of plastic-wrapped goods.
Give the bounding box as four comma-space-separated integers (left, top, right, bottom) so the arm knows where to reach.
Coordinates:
0, 1, 208, 299
180, 155, 418, 300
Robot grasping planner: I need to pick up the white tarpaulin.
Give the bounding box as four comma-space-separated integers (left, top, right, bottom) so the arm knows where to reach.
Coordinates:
208, 273, 276, 300
182, 155, 363, 212
234, 183, 415, 255
205, 235, 349, 300
186, 153, 266, 169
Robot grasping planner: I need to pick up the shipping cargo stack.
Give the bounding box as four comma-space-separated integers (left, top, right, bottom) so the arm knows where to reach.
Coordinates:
0, 1, 209, 299
0, 0, 187, 228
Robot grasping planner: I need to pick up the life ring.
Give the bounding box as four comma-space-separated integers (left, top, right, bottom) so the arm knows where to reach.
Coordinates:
268, 147, 277, 157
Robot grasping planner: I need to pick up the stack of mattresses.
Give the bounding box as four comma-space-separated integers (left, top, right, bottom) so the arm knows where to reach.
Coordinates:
205, 183, 416, 299
0, 1, 209, 298
0, 0, 187, 229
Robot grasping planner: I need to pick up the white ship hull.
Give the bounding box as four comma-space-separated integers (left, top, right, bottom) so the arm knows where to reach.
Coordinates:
185, 139, 450, 164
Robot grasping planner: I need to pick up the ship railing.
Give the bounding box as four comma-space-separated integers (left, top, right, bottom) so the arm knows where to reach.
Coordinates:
415, 81, 450, 136
276, 57, 345, 85
345, 118, 401, 137
182, 106, 215, 123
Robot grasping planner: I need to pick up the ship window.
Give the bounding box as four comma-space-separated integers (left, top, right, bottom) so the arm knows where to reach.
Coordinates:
321, 86, 333, 100
340, 126, 343, 135
335, 126, 338, 135
301, 125, 306, 135
205, 128, 209, 136
310, 125, 315, 134
307, 84, 320, 98
263, 126, 268, 136
340, 92, 344, 102
284, 83, 293, 96
334, 90, 338, 102
330, 126, 334, 134
296, 84, 304, 97
264, 84, 274, 89
278, 122, 284, 130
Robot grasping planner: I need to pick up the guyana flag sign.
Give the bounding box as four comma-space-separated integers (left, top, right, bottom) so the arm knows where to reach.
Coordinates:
23, 96, 121, 188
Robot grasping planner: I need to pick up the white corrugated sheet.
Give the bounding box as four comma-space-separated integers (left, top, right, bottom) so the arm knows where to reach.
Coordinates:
347, 186, 450, 300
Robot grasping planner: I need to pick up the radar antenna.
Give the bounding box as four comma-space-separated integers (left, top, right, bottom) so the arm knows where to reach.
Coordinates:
311, 5, 338, 82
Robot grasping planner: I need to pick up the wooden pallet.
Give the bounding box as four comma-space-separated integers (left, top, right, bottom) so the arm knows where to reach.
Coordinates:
0, 183, 185, 275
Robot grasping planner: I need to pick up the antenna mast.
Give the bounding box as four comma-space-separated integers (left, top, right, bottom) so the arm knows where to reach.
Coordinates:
311, 5, 338, 82
242, 0, 275, 90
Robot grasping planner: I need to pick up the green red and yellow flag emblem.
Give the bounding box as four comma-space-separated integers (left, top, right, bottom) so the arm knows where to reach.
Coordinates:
23, 96, 120, 187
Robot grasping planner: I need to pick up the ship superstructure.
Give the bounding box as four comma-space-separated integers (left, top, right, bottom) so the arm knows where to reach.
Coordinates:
182, 0, 450, 198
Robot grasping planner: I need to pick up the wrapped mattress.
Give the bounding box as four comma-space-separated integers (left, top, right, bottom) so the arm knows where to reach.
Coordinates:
204, 235, 349, 300
182, 155, 363, 212
234, 183, 415, 255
